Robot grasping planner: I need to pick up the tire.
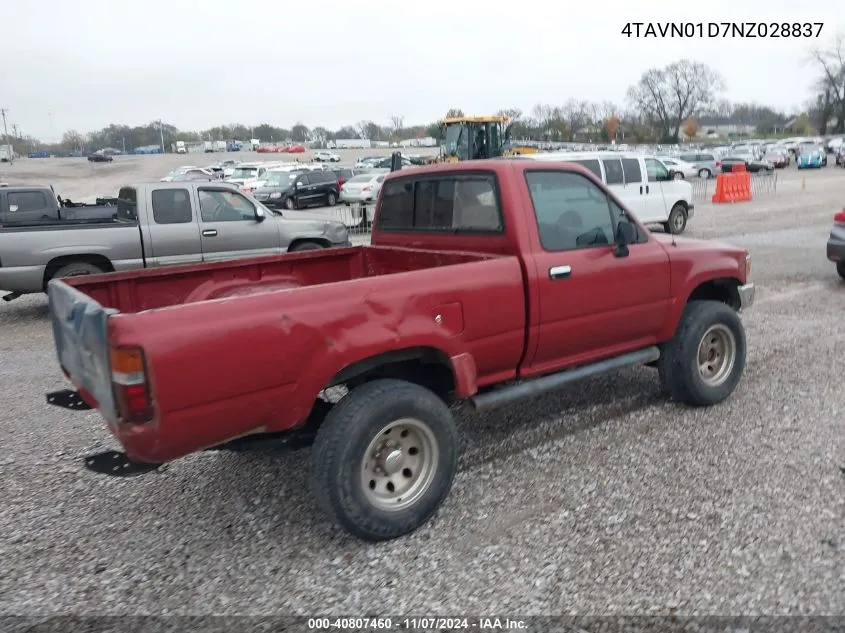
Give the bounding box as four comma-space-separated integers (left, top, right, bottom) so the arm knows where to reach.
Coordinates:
326, 192, 337, 206
837, 262, 845, 281
311, 379, 459, 542
284, 197, 297, 210
289, 241, 324, 252
673, 172, 684, 180
51, 261, 104, 282
663, 203, 688, 235
698, 168, 711, 179
657, 300, 747, 407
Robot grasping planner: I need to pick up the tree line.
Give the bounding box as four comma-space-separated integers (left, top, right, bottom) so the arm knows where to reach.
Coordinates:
6, 43, 844, 155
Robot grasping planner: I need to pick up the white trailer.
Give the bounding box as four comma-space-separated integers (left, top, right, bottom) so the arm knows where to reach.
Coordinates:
334, 138, 372, 149
0, 144, 15, 162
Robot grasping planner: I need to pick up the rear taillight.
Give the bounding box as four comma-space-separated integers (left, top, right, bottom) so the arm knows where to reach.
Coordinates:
835, 210, 845, 223
110, 346, 154, 424
715, 161, 721, 167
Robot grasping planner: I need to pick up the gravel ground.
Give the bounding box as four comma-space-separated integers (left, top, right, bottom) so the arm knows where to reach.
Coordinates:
1, 165, 844, 617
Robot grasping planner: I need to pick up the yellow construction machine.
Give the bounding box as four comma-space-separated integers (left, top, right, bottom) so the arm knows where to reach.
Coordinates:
427, 115, 540, 163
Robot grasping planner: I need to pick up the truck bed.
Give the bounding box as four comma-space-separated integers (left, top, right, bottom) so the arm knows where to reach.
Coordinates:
60, 245, 495, 313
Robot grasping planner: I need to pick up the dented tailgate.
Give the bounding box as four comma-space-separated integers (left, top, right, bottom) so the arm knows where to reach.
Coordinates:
47, 279, 118, 423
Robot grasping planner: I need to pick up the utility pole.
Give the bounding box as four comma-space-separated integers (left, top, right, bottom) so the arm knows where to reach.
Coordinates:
158, 119, 165, 153
0, 108, 12, 164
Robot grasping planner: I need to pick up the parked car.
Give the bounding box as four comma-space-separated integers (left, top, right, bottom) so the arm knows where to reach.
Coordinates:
659, 158, 698, 179
677, 152, 720, 179
835, 147, 845, 167
313, 151, 340, 163
167, 167, 218, 182
0, 185, 116, 230
44, 158, 754, 542
225, 162, 286, 192
763, 149, 790, 168
0, 181, 350, 300
355, 155, 386, 169
87, 153, 113, 163
339, 172, 387, 207
252, 167, 339, 210
720, 157, 774, 174
797, 147, 826, 169
525, 151, 694, 234
327, 167, 359, 189
828, 208, 845, 280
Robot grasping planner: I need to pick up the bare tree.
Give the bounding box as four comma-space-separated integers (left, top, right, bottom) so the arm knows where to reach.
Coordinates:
531, 104, 558, 140
810, 36, 845, 133
627, 59, 724, 142
445, 108, 464, 119
389, 114, 405, 135
355, 120, 372, 139
559, 99, 591, 141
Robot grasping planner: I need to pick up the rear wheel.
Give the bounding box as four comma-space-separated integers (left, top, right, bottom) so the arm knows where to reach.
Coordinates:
658, 300, 747, 406
311, 379, 459, 541
837, 262, 845, 281
663, 203, 688, 235
698, 168, 711, 179
284, 197, 297, 210
326, 192, 337, 206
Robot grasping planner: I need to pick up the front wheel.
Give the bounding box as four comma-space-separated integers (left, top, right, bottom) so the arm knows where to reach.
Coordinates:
837, 262, 845, 281
326, 192, 337, 206
311, 379, 459, 542
663, 203, 688, 235
284, 197, 297, 210
658, 300, 747, 406
698, 168, 711, 179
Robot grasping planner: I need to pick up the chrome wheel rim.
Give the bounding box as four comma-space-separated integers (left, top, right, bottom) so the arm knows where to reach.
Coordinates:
697, 324, 736, 387
672, 210, 685, 232
360, 418, 438, 512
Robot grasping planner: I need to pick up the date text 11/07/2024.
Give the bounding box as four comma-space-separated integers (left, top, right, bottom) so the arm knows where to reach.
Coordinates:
622, 22, 823, 38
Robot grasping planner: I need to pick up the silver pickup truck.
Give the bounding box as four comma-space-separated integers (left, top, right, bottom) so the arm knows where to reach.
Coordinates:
0, 181, 351, 300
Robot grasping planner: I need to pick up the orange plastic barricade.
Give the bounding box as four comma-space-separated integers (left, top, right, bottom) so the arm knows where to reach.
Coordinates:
711, 165, 752, 203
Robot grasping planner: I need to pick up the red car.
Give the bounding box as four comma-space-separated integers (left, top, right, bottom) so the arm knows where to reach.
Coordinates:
46, 159, 754, 542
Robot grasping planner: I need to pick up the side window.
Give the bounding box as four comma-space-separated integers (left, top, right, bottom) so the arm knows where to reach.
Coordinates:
570, 159, 602, 179
679, 153, 696, 163
621, 158, 642, 184
608, 197, 646, 244
644, 158, 669, 182
198, 189, 256, 222
8, 191, 48, 213
151, 188, 193, 224
699, 154, 714, 162
377, 175, 502, 232
296, 173, 310, 185
525, 171, 615, 252
602, 159, 624, 185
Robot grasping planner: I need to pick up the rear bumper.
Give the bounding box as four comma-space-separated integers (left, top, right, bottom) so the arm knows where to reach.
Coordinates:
738, 283, 755, 310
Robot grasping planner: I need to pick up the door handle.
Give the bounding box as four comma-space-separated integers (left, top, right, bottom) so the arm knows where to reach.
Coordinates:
202, 229, 218, 237
549, 265, 572, 280
639, 185, 643, 194
645, 185, 650, 194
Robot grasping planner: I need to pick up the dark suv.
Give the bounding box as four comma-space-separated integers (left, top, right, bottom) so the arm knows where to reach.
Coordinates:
252, 168, 339, 210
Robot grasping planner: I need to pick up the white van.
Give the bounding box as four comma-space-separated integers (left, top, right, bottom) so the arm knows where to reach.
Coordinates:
522, 151, 694, 234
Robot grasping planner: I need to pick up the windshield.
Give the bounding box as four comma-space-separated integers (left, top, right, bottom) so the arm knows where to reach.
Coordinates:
262, 171, 298, 186
231, 167, 258, 179
444, 123, 468, 160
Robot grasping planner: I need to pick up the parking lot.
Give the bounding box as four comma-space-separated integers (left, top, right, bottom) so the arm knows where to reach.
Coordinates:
1, 159, 844, 615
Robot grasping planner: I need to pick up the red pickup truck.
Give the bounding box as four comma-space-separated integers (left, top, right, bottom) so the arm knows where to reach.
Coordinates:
46, 159, 755, 541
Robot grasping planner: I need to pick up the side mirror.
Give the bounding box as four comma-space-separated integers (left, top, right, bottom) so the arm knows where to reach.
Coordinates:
614, 219, 635, 257
255, 206, 266, 221
295, 181, 303, 188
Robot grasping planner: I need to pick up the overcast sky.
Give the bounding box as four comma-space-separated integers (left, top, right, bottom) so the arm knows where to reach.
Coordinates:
4, 0, 842, 141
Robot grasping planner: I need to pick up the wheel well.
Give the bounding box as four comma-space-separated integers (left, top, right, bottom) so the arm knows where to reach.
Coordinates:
672, 200, 689, 212
43, 254, 114, 288
687, 278, 741, 311
328, 347, 456, 403
288, 238, 330, 251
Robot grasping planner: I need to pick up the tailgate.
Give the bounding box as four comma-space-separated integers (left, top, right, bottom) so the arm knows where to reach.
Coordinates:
47, 279, 118, 422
